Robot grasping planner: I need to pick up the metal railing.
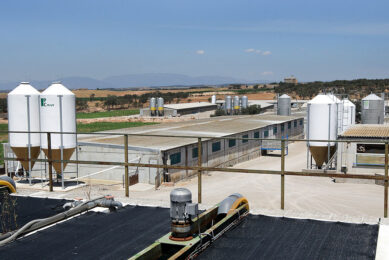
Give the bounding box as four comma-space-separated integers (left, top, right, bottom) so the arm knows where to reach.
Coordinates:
2, 130, 389, 217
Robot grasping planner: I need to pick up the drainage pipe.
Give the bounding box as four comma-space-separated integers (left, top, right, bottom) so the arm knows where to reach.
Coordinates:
0, 196, 123, 246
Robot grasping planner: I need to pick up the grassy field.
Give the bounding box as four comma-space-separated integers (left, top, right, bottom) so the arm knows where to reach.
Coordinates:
77, 121, 157, 133
76, 109, 140, 119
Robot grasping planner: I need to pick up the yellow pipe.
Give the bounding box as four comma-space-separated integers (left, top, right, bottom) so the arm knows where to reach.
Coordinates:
0, 180, 16, 193
227, 197, 249, 215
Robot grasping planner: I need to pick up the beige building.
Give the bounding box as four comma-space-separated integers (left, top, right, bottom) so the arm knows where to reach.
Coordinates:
337, 124, 388, 181
284, 76, 298, 84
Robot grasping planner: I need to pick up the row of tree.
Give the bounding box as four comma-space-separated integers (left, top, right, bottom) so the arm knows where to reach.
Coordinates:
77, 91, 191, 111
275, 79, 389, 99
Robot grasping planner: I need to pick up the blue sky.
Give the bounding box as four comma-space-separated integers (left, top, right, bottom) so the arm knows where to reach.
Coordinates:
1, 0, 389, 82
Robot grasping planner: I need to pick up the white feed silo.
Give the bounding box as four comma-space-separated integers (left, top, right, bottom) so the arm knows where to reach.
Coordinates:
233, 96, 240, 114
241, 96, 248, 109
307, 94, 337, 168
157, 97, 164, 116
150, 97, 157, 116
327, 94, 343, 134
225, 96, 232, 115
342, 98, 355, 132
211, 95, 216, 104
277, 94, 291, 116
40, 82, 76, 180
361, 94, 384, 124
7, 82, 41, 172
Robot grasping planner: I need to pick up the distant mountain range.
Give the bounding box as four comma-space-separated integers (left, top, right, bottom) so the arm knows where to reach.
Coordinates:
0, 73, 268, 91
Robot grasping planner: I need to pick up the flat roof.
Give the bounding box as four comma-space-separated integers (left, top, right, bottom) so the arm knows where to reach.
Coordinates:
339, 124, 389, 139
79, 114, 303, 151
164, 102, 217, 110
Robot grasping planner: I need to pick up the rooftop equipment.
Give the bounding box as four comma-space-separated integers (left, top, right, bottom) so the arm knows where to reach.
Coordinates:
241, 96, 248, 109
149, 97, 156, 116
157, 97, 164, 116
307, 94, 337, 169
170, 188, 198, 240
7, 82, 41, 177
211, 95, 216, 104
277, 94, 291, 116
133, 190, 249, 258
361, 94, 384, 124
233, 96, 240, 114
342, 98, 356, 132
40, 82, 76, 187
225, 96, 232, 115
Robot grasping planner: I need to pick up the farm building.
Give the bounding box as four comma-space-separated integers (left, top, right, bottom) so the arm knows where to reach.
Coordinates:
140, 102, 217, 117
337, 124, 389, 179
5, 114, 304, 186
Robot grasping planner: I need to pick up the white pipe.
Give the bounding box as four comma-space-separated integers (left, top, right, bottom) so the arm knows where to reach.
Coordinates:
72, 157, 141, 181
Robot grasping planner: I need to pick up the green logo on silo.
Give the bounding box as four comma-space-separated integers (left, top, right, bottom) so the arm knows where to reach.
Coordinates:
40, 98, 54, 107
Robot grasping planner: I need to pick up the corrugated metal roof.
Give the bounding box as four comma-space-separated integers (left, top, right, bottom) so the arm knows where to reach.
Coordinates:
79, 114, 303, 150
164, 102, 216, 110
339, 124, 389, 138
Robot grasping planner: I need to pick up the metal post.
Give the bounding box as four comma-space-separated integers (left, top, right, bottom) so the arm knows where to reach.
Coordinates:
26, 95, 32, 185
47, 133, 53, 192
198, 138, 202, 204
281, 139, 285, 210
306, 104, 310, 169
76, 132, 79, 186
327, 104, 331, 167
74, 92, 79, 186
385, 142, 388, 218
125, 134, 129, 197
58, 95, 64, 189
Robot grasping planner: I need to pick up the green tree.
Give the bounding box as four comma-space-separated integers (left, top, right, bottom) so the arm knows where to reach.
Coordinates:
104, 95, 118, 110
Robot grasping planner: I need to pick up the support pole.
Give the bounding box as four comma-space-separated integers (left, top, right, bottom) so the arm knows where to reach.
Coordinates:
26, 95, 32, 185
306, 104, 310, 169
385, 142, 388, 218
58, 95, 64, 189
281, 139, 285, 210
198, 138, 202, 204
47, 133, 53, 192
125, 134, 129, 197
327, 104, 331, 167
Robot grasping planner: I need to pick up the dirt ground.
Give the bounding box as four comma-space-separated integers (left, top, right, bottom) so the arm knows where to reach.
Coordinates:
72, 87, 230, 98
16, 141, 385, 218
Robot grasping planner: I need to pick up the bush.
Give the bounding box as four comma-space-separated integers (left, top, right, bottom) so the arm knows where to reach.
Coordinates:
211, 108, 226, 117
241, 105, 262, 115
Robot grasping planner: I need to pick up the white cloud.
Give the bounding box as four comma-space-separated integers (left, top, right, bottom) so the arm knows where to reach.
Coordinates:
244, 49, 271, 55
244, 48, 256, 53
196, 50, 205, 55
261, 71, 273, 76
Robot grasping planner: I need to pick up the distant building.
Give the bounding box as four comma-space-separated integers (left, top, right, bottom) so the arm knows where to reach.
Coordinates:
284, 76, 298, 84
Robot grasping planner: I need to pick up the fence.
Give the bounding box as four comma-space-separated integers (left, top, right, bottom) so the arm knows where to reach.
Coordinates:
2, 130, 389, 217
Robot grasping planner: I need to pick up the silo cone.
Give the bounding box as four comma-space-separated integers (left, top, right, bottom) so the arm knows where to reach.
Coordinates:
42, 148, 75, 174
309, 146, 336, 168
11, 147, 41, 170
